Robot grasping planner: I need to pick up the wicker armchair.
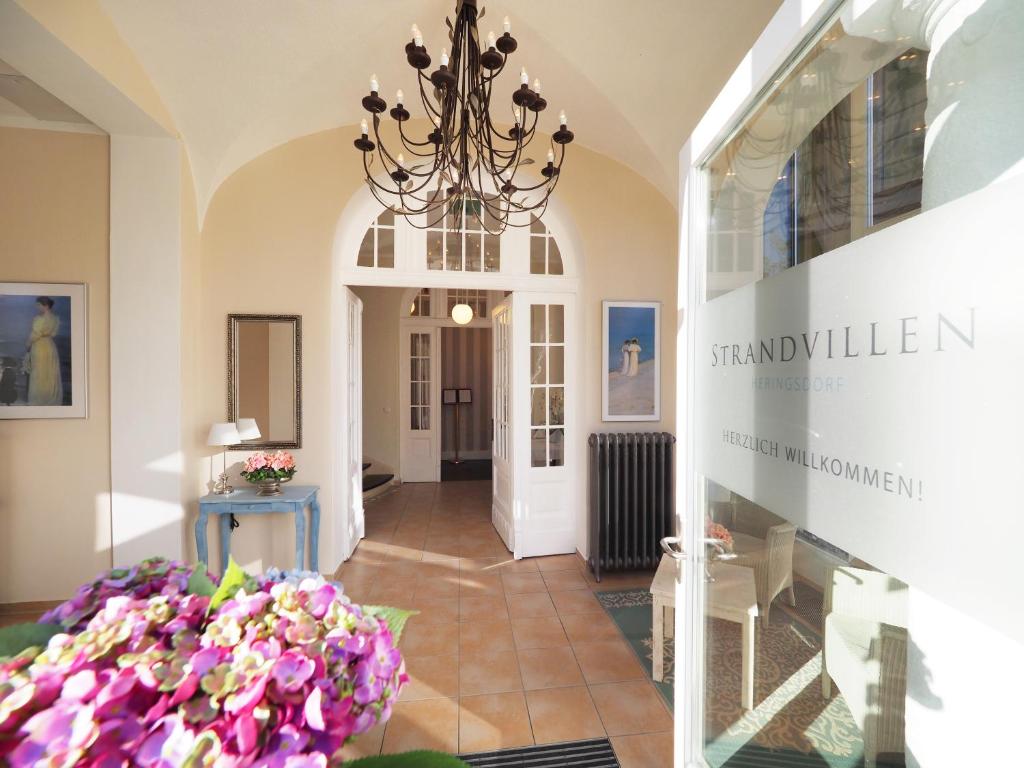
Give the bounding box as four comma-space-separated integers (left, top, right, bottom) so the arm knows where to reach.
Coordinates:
729, 522, 797, 627
822, 566, 908, 767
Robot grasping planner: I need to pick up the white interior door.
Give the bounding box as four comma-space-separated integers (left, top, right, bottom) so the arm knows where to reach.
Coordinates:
401, 325, 440, 482
511, 291, 577, 557
491, 294, 514, 551
347, 291, 364, 543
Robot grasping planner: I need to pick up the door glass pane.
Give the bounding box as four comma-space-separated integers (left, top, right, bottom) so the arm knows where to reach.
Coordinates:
548, 347, 564, 384
418, 406, 430, 430
531, 388, 546, 427
446, 233, 462, 271
548, 305, 564, 343
548, 387, 564, 426
484, 234, 501, 272
418, 334, 430, 356
530, 305, 546, 343
357, 229, 374, 267
531, 347, 546, 385
377, 209, 395, 226
529, 214, 545, 234
411, 382, 421, 406
531, 429, 547, 467
549, 428, 564, 467
411, 408, 421, 430
530, 236, 546, 274
427, 231, 443, 270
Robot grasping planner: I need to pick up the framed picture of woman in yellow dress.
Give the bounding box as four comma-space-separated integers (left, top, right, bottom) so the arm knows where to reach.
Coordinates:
0, 282, 87, 419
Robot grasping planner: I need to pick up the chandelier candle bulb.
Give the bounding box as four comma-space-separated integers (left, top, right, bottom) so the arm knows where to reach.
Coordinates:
547, 148, 555, 164
487, 30, 496, 49
559, 110, 567, 126
412, 24, 422, 46
396, 89, 404, 105
396, 153, 405, 167
370, 74, 379, 93
503, 15, 511, 33
441, 48, 449, 67
360, 118, 368, 135
521, 66, 529, 85
534, 79, 542, 94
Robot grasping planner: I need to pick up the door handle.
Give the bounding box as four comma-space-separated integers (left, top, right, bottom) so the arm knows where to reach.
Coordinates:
660, 536, 687, 560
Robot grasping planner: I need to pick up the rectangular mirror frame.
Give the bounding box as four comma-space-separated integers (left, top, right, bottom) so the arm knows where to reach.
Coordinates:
226, 313, 302, 449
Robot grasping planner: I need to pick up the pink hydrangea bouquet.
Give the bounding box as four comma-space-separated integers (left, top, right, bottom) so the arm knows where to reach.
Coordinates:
241, 451, 297, 483
0, 558, 413, 767
705, 521, 734, 552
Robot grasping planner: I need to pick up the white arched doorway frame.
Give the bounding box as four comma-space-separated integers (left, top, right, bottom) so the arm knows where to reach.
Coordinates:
327, 175, 586, 568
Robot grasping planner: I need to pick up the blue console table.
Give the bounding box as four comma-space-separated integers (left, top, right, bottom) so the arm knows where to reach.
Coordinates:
196, 485, 320, 575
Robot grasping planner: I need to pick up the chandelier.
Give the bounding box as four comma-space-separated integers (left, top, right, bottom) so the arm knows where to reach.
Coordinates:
353, 0, 573, 235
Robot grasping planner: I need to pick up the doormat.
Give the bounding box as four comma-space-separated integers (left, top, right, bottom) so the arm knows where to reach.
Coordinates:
441, 459, 493, 482
459, 738, 619, 767
596, 588, 872, 768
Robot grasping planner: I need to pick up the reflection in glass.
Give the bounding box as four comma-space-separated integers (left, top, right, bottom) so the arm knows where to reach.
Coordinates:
465, 232, 482, 272
531, 429, 546, 467
531, 387, 546, 427
484, 234, 501, 272
446, 234, 462, 271
376, 226, 394, 268
531, 347, 546, 385
427, 231, 443, 270
530, 305, 546, 343
549, 387, 564, 426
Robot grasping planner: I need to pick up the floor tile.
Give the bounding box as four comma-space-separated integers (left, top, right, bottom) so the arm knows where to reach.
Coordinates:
413, 577, 460, 599
460, 595, 509, 622
550, 589, 604, 616
493, 557, 540, 574
535, 554, 583, 573
524, 686, 606, 744
610, 731, 674, 768
401, 654, 459, 700
401, 621, 459, 658
368, 578, 417, 604
510, 616, 569, 650
339, 721, 386, 760
572, 640, 646, 684
517, 646, 584, 690
507, 592, 557, 619
460, 650, 523, 695
406, 595, 460, 625
460, 618, 515, 654
460, 573, 503, 597
381, 697, 459, 754
502, 572, 547, 595
560, 611, 625, 645
589, 681, 673, 736
458, 692, 535, 752
542, 569, 589, 592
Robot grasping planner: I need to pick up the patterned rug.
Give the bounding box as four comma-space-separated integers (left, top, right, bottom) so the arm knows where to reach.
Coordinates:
596, 586, 869, 768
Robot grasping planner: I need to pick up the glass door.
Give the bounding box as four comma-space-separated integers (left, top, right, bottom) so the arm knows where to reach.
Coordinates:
400, 326, 440, 482
491, 294, 514, 550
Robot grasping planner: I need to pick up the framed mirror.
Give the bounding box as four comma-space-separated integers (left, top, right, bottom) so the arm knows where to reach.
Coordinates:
227, 314, 302, 448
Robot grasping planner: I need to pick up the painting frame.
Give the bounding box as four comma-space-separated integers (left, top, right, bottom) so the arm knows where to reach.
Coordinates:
0, 282, 88, 419
602, 300, 660, 422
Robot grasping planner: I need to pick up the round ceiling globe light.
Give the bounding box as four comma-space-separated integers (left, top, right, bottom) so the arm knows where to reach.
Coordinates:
451, 303, 474, 325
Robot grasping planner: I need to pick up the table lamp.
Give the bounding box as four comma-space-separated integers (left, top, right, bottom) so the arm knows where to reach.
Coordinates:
208, 422, 240, 494
236, 418, 262, 442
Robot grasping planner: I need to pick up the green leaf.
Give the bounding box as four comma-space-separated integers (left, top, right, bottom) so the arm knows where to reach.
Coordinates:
187, 565, 217, 598
0, 622, 61, 659
345, 751, 469, 768
209, 556, 252, 613
362, 605, 418, 645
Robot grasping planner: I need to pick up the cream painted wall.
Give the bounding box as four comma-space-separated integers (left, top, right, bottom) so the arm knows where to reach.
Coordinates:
0, 127, 111, 602
194, 128, 676, 572
350, 286, 404, 475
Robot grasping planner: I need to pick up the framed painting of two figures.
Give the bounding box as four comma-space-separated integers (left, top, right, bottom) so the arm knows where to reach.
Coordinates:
602, 300, 660, 422
0, 282, 88, 419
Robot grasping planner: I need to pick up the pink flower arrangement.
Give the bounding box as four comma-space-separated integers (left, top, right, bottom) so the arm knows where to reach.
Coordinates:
242, 451, 297, 483
0, 559, 407, 766
705, 521, 734, 552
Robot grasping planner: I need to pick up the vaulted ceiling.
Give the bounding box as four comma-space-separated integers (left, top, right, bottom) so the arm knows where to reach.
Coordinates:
97, 0, 781, 220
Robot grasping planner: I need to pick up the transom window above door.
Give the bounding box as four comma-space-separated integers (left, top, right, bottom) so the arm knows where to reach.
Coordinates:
447, 289, 487, 320
356, 209, 395, 268
427, 195, 501, 273
529, 215, 564, 275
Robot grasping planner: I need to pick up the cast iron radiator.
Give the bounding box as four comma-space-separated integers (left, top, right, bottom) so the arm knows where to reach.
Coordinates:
588, 432, 675, 582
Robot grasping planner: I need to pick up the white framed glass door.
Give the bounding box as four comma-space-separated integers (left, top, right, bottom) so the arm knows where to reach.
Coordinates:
400, 326, 440, 482
491, 294, 514, 550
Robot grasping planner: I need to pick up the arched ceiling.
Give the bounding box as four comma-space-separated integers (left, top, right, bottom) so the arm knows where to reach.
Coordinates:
98, 0, 782, 222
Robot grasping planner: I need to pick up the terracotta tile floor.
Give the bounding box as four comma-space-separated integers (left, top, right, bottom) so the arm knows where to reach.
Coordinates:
333, 480, 673, 764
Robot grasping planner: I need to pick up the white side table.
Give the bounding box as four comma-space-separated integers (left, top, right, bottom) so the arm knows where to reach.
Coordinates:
650, 554, 759, 709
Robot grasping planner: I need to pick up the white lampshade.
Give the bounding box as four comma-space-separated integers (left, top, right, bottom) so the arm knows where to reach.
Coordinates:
207, 422, 240, 447
451, 303, 474, 325
236, 418, 262, 441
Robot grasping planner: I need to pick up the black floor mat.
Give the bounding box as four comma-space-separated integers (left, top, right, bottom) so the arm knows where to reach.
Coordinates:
460, 738, 619, 767
362, 473, 393, 492
441, 459, 492, 482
